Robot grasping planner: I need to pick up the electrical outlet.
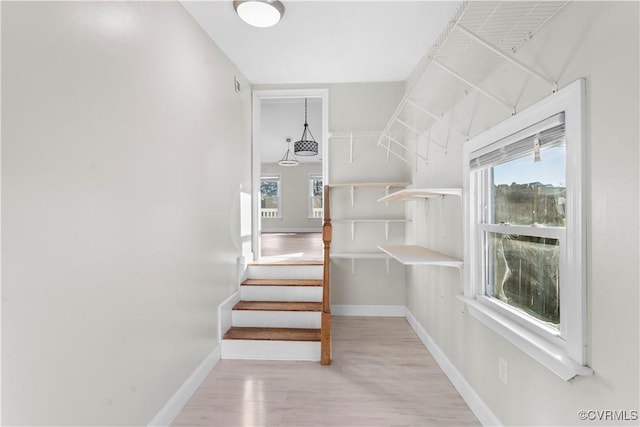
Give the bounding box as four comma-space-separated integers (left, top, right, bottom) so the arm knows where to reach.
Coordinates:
498, 357, 508, 385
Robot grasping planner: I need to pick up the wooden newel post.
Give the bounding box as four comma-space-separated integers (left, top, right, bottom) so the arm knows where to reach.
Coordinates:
321, 185, 332, 365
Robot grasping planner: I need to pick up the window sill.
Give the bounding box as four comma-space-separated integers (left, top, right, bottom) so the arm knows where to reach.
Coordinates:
458, 295, 593, 381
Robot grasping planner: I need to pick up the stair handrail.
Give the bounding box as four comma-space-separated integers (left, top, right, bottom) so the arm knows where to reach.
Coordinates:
321, 185, 332, 365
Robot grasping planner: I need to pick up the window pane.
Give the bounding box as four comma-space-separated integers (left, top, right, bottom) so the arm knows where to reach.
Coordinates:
492, 145, 566, 226
261, 179, 279, 217
486, 232, 560, 327
312, 178, 323, 197
309, 177, 323, 218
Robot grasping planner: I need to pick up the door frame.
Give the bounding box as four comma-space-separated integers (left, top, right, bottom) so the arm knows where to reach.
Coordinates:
251, 88, 329, 261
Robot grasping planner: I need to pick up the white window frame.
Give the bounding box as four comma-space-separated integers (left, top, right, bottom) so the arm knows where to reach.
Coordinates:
260, 175, 282, 220
308, 174, 323, 219
462, 80, 592, 381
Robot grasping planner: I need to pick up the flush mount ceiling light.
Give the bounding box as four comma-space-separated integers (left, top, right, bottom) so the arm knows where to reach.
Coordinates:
294, 98, 319, 156
233, 0, 284, 28
278, 138, 299, 167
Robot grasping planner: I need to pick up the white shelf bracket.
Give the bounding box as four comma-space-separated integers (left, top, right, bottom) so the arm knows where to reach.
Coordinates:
405, 98, 468, 138
381, 135, 412, 165
424, 199, 430, 235
351, 258, 356, 274
426, 130, 449, 153
350, 186, 355, 207
385, 185, 391, 206
433, 60, 516, 115
377, 97, 409, 147
385, 137, 391, 163
457, 25, 558, 93
385, 221, 390, 241
395, 117, 423, 136
439, 195, 445, 237
349, 133, 354, 164
386, 134, 429, 163
351, 221, 355, 241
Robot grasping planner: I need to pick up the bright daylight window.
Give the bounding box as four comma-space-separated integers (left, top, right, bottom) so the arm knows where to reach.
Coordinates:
309, 175, 323, 219
463, 80, 590, 380
474, 114, 566, 331
260, 176, 281, 219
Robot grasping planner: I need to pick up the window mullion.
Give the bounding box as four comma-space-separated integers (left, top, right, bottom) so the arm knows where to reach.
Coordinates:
479, 223, 565, 240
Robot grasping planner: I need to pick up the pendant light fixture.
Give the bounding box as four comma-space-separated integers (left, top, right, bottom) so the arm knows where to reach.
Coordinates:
278, 138, 299, 167
294, 98, 319, 156
233, 0, 285, 28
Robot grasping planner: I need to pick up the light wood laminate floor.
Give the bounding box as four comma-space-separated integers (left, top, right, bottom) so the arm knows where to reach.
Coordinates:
172, 317, 479, 427
260, 232, 323, 262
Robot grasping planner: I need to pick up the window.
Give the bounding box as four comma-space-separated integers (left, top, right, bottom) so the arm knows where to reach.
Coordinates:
463, 80, 590, 380
260, 176, 281, 219
309, 175, 323, 219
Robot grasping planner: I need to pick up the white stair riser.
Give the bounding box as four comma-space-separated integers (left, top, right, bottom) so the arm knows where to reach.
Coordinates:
232, 310, 321, 329
247, 265, 323, 280
221, 339, 320, 361
240, 286, 322, 302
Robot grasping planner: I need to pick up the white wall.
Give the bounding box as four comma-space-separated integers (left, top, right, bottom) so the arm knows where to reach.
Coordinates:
255, 82, 410, 308
261, 162, 322, 232
327, 83, 410, 308
1, 2, 251, 425
406, 2, 639, 425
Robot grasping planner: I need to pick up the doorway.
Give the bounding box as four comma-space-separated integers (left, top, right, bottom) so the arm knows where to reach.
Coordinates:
251, 89, 329, 262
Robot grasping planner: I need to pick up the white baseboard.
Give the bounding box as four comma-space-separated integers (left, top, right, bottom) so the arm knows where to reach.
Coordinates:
405, 309, 502, 427
331, 304, 406, 317
148, 345, 220, 426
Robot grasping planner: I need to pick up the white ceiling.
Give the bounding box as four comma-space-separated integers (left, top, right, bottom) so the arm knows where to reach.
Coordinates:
181, 1, 461, 85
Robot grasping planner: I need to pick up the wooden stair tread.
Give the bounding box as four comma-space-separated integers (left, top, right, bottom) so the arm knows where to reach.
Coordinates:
242, 279, 323, 287
223, 326, 321, 342
233, 301, 322, 312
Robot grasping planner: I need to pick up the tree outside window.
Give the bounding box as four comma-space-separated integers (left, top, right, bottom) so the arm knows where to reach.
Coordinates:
261, 176, 280, 218
309, 175, 323, 218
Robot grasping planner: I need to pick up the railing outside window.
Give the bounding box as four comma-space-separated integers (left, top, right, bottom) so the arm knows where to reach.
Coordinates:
261, 208, 279, 218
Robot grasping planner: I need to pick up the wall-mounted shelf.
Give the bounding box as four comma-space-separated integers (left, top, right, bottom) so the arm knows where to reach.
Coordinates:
328, 182, 410, 189
332, 219, 410, 240
330, 252, 392, 274
378, 188, 462, 203
327, 182, 411, 207
378, 245, 462, 269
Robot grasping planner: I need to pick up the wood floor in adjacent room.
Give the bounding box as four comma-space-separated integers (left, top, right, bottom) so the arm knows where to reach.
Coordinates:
172, 316, 479, 427
260, 232, 323, 262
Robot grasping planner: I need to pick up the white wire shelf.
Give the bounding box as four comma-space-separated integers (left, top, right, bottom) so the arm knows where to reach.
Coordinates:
377, 0, 569, 166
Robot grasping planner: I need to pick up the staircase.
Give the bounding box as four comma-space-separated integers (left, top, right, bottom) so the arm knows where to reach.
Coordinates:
221, 261, 325, 362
